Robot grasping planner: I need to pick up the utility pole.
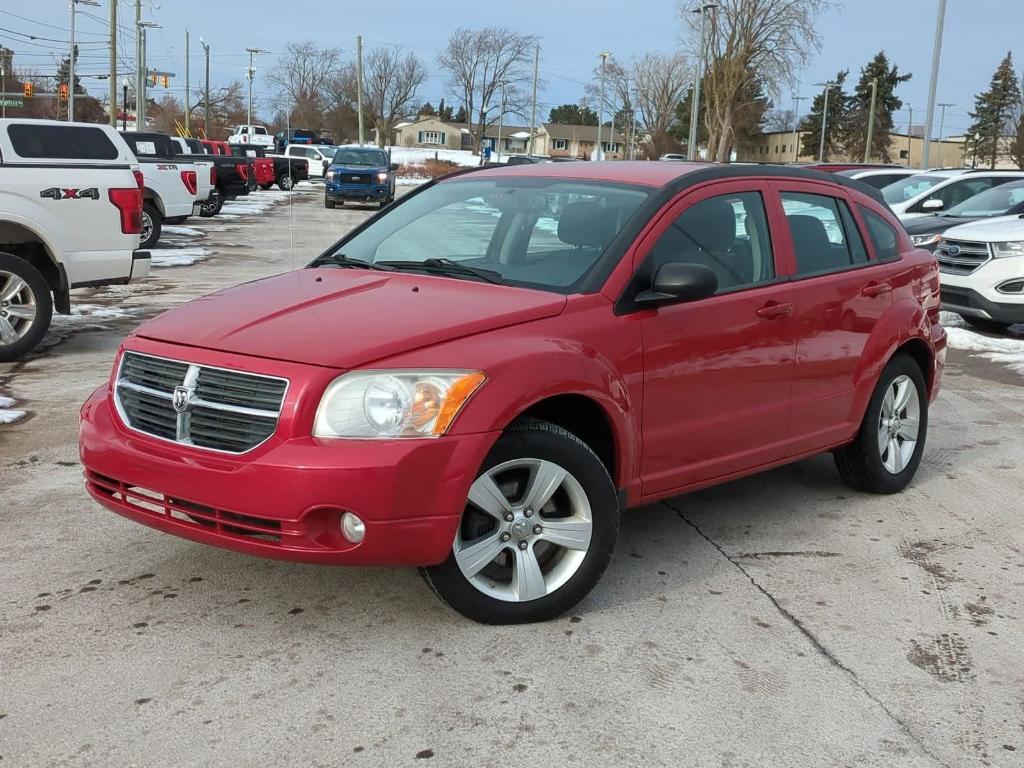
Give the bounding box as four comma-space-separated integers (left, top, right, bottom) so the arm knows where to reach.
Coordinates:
529, 44, 539, 157
815, 81, 838, 162
496, 81, 506, 163
108, 0, 117, 127
630, 85, 639, 160
200, 38, 210, 136
245, 48, 266, 128
937, 102, 954, 168
688, 3, 717, 161
184, 30, 190, 135
356, 35, 365, 146
864, 77, 878, 163
921, 0, 948, 169
68, 1, 98, 121
134, 0, 141, 130
136, 21, 159, 128
907, 104, 913, 167
596, 51, 611, 161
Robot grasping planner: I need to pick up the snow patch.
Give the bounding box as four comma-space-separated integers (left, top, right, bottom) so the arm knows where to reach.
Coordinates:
162, 225, 206, 237
150, 247, 213, 267
946, 325, 1024, 376
396, 176, 429, 187
1, 393, 27, 424
387, 146, 479, 167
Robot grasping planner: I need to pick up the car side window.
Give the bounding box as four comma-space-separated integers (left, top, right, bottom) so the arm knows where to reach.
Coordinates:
781, 192, 866, 275
646, 191, 774, 293
930, 178, 999, 209
858, 207, 900, 261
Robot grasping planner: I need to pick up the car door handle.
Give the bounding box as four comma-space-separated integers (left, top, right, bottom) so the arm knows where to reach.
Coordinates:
861, 281, 892, 297
756, 301, 793, 319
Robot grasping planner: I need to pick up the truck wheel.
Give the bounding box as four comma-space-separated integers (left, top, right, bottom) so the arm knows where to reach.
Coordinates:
421, 419, 620, 624
0, 253, 53, 362
278, 174, 295, 191
140, 203, 162, 249
325, 196, 336, 209
199, 190, 223, 218
962, 316, 1011, 334
834, 354, 928, 494
260, 183, 274, 190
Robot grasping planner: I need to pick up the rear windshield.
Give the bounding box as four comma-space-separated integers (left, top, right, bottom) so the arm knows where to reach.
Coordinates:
882, 174, 944, 204
8, 124, 120, 160
332, 149, 388, 166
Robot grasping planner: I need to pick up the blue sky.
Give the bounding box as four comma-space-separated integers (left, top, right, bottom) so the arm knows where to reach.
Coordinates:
1, 0, 1018, 138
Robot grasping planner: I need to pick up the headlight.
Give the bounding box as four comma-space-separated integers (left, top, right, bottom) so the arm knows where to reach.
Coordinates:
325, 170, 335, 181
911, 233, 941, 247
376, 171, 388, 182
313, 370, 486, 438
992, 240, 1024, 258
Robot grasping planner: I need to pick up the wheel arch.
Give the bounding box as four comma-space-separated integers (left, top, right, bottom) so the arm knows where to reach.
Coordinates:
0, 219, 66, 308
142, 188, 165, 215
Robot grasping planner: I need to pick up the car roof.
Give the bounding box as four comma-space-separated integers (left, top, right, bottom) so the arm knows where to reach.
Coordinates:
461, 160, 886, 202
840, 168, 917, 178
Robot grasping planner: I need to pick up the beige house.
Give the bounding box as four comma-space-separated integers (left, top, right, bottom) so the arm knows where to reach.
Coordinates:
384, 117, 470, 150
736, 130, 967, 168
535, 123, 627, 160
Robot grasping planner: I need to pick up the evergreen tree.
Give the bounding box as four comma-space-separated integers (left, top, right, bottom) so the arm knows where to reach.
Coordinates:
799, 71, 848, 161
419, 101, 436, 116
454, 104, 468, 123
968, 52, 1022, 169
437, 98, 454, 122
843, 52, 911, 163
548, 103, 598, 125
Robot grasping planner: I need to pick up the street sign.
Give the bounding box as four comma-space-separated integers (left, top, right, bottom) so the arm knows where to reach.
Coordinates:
0, 98, 24, 108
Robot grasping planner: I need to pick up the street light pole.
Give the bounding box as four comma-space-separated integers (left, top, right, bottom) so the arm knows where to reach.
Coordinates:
791, 94, 806, 163
936, 102, 954, 168
814, 81, 838, 162
200, 38, 210, 137
122, 78, 129, 130
688, 3, 717, 161
184, 30, 190, 135
596, 52, 611, 161
246, 48, 266, 128
921, 0, 948, 169
137, 21, 159, 129
864, 77, 878, 163
496, 81, 506, 163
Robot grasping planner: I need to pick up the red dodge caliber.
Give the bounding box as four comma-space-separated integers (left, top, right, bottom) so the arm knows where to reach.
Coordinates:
80, 162, 946, 624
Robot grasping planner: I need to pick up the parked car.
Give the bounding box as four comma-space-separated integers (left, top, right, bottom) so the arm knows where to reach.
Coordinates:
119, 131, 203, 248
227, 124, 274, 149
172, 137, 251, 217
123, 132, 215, 226
0, 119, 146, 360
934, 215, 1024, 333
884, 170, 1024, 221
798, 162, 902, 174
324, 147, 396, 208
273, 128, 317, 153
80, 162, 945, 624
902, 179, 1024, 251
227, 144, 308, 190
228, 144, 275, 189
835, 167, 919, 190
659, 153, 688, 161
270, 144, 335, 179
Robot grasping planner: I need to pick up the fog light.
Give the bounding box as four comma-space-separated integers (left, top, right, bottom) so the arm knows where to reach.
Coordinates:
340, 512, 366, 543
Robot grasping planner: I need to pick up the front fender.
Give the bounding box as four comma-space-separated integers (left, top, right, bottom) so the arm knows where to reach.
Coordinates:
848, 297, 933, 424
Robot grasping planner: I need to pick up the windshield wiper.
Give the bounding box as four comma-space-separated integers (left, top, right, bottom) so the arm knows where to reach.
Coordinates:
378, 258, 504, 284
311, 253, 394, 271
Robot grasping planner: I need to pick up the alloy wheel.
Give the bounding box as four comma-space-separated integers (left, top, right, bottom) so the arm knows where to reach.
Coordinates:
0, 270, 38, 346
141, 211, 154, 244
878, 374, 921, 474
454, 458, 593, 603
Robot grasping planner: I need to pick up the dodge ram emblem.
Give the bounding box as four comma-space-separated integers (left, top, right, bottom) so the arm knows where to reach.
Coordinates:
172, 386, 193, 414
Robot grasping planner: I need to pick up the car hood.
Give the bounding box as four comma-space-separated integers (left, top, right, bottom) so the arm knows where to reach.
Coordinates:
135, 268, 567, 369
329, 164, 386, 173
941, 214, 1024, 242
902, 215, 977, 235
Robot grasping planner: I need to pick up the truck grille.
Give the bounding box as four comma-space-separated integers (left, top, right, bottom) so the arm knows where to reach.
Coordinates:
114, 352, 288, 454
936, 238, 991, 275
338, 173, 372, 185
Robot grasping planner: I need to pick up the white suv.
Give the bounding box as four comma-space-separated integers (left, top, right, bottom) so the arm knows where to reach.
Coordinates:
885, 170, 1024, 221
936, 215, 1024, 332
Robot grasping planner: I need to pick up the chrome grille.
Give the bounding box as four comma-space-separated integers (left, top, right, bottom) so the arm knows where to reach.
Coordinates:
115, 352, 288, 454
936, 238, 991, 275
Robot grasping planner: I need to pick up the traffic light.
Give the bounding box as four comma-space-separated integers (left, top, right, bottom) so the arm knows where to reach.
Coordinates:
59, 83, 69, 101
23, 82, 34, 98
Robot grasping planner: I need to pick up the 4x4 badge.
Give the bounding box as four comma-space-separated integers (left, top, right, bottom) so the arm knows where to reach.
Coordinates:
40, 187, 100, 200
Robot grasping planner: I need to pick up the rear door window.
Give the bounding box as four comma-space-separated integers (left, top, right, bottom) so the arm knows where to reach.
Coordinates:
780, 192, 868, 275
858, 207, 900, 261
8, 124, 119, 160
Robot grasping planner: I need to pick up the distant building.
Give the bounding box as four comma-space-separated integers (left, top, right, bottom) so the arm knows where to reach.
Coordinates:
735, 130, 968, 168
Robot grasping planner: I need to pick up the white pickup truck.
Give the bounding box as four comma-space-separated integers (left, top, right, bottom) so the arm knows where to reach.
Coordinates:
228, 124, 274, 149
0, 119, 147, 360
119, 132, 205, 249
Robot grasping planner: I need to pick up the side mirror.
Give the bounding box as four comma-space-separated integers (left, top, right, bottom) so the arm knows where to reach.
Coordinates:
635, 262, 718, 307
389, 163, 399, 172
921, 198, 944, 211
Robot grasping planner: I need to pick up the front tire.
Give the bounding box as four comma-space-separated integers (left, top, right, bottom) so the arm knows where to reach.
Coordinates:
278, 174, 295, 191
325, 196, 336, 209
140, 202, 162, 249
260, 182, 274, 190
421, 419, 619, 624
0, 253, 53, 362
834, 354, 928, 494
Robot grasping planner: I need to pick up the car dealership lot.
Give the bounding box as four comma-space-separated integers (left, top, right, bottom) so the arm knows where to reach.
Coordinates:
1, 190, 1023, 767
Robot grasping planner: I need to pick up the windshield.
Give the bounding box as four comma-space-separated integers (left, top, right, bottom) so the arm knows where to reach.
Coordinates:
882, 174, 945, 204
332, 149, 389, 166
317, 178, 650, 293
945, 181, 1024, 217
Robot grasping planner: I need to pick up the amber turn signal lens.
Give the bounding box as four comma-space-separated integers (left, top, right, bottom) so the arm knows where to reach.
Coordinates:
433, 372, 486, 435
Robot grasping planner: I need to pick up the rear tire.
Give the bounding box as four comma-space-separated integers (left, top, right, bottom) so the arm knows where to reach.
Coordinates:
962, 315, 1011, 334
260, 182, 274, 190
421, 419, 620, 624
0, 252, 53, 362
278, 174, 295, 191
199, 190, 223, 218
140, 203, 162, 249
834, 354, 928, 494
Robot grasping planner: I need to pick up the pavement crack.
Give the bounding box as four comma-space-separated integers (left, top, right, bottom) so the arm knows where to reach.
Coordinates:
664, 500, 955, 768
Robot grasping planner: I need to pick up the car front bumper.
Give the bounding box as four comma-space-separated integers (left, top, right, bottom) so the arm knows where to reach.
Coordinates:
941, 259, 1024, 323
80, 370, 499, 567
325, 183, 390, 202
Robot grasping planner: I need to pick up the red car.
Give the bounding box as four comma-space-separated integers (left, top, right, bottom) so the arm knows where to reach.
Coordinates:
80, 162, 946, 624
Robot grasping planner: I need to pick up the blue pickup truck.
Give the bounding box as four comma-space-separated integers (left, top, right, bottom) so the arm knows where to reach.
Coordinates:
324, 147, 398, 209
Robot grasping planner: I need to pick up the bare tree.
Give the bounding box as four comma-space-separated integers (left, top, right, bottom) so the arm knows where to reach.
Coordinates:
634, 52, 692, 158
266, 41, 342, 129
437, 27, 537, 153
682, 0, 828, 161
362, 48, 428, 147
763, 108, 796, 133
